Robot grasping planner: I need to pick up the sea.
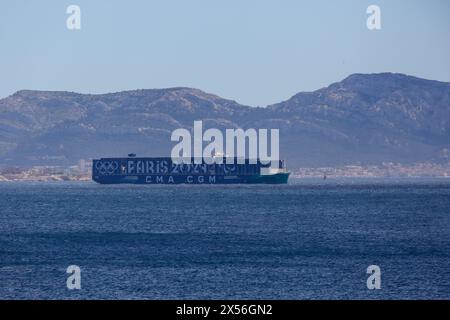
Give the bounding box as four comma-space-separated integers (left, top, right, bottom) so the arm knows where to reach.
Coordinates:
0, 178, 449, 300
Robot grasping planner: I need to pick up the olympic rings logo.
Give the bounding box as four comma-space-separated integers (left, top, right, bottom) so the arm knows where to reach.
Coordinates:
95, 161, 119, 175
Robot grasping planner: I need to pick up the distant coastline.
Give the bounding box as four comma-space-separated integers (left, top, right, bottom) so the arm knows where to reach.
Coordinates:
1, 161, 450, 182
1, 73, 450, 170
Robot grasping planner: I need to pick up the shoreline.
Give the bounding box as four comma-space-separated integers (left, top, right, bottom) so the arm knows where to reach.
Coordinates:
1, 176, 450, 184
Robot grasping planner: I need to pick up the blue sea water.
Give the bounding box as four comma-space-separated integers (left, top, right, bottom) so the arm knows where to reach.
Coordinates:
0, 178, 449, 300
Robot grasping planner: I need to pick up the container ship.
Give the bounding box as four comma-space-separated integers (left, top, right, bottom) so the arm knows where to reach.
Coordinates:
92, 154, 290, 184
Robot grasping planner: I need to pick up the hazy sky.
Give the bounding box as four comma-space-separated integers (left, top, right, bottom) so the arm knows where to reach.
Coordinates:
1, 0, 449, 106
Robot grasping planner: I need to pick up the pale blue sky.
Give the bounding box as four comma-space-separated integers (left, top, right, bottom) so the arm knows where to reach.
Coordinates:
0, 0, 449, 106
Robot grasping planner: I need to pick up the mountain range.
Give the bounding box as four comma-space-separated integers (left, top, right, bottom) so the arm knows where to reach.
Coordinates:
1, 73, 449, 168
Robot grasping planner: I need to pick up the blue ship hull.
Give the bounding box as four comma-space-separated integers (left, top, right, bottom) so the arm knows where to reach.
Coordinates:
92, 157, 290, 184
93, 173, 290, 184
